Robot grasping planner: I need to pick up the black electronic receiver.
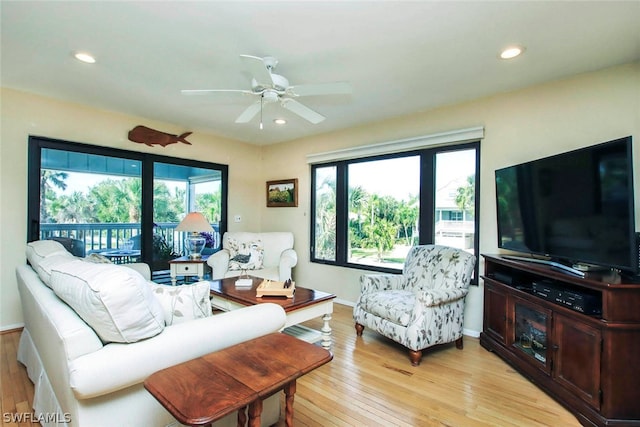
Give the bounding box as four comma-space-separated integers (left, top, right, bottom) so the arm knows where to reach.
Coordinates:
531, 281, 601, 315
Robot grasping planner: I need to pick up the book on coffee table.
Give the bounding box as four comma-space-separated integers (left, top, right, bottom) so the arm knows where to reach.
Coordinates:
235, 278, 253, 287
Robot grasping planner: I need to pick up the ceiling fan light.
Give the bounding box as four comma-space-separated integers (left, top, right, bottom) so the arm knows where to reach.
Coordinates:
499, 46, 525, 60
74, 51, 96, 63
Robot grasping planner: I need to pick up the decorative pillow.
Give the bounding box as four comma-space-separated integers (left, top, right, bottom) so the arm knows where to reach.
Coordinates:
49, 260, 165, 343
26, 240, 72, 270
33, 253, 77, 288
84, 253, 113, 264
148, 281, 212, 325
227, 238, 264, 271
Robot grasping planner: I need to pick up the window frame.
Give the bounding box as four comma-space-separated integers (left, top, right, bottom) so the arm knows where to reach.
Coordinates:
27, 136, 228, 268
310, 141, 480, 284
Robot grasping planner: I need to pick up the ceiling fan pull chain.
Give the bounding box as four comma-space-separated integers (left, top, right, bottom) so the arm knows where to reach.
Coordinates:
260, 93, 264, 130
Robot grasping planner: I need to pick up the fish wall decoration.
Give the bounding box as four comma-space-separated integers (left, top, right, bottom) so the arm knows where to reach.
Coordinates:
128, 125, 192, 147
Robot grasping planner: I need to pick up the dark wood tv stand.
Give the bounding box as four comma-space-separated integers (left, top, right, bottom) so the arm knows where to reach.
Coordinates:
480, 254, 640, 427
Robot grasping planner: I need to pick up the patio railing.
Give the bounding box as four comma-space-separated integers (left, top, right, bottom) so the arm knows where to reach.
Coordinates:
39, 222, 219, 255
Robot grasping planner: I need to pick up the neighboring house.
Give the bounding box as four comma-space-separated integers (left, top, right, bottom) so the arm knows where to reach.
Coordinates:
435, 178, 475, 250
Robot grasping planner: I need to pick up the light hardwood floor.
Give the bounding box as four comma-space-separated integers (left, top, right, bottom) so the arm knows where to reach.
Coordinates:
2, 303, 580, 427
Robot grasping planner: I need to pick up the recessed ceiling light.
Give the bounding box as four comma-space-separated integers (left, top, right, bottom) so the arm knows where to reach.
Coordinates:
74, 52, 96, 64
273, 118, 287, 125
499, 45, 525, 60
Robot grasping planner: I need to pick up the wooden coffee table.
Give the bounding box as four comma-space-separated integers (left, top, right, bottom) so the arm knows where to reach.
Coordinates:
144, 333, 332, 427
209, 276, 336, 349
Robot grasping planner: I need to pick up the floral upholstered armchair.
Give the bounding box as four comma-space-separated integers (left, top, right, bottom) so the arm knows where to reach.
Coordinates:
353, 245, 476, 366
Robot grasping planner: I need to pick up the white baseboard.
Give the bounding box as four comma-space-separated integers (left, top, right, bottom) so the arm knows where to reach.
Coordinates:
334, 298, 354, 307
1, 322, 25, 332
463, 328, 481, 338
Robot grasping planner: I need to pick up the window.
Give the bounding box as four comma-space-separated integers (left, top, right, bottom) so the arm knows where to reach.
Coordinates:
310, 141, 479, 282
313, 165, 337, 262
28, 136, 227, 273
348, 156, 420, 269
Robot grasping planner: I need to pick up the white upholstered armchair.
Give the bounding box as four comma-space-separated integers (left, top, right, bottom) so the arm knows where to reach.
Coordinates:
353, 245, 476, 366
207, 231, 297, 282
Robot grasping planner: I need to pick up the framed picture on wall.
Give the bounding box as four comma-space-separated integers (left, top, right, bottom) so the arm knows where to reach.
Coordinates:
266, 178, 298, 207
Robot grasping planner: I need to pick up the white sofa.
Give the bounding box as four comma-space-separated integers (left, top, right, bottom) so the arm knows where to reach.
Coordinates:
16, 240, 286, 427
207, 232, 297, 282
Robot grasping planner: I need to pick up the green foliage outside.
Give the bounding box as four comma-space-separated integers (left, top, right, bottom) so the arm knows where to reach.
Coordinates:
315, 174, 474, 264
314, 174, 337, 260
455, 175, 475, 216
40, 173, 221, 225
40, 172, 221, 263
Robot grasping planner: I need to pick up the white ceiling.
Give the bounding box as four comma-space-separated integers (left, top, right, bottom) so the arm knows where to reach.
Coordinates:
2, 1, 639, 145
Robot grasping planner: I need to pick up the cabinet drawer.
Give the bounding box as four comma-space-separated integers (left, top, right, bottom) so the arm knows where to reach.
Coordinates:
174, 263, 203, 275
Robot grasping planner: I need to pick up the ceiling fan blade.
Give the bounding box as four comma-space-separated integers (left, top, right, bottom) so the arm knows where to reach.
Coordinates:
235, 101, 262, 123
240, 55, 274, 87
288, 82, 352, 97
181, 89, 253, 96
281, 99, 325, 124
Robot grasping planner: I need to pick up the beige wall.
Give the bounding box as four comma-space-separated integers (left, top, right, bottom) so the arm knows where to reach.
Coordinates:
0, 88, 264, 329
260, 63, 640, 335
2, 63, 639, 333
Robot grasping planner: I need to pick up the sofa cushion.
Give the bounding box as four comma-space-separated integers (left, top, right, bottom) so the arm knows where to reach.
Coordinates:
49, 260, 165, 343
148, 281, 212, 325
26, 240, 73, 266
34, 253, 77, 287
26, 240, 77, 287
227, 237, 264, 270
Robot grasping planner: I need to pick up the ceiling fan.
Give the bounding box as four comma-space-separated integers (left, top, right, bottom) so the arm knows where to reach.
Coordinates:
181, 55, 351, 127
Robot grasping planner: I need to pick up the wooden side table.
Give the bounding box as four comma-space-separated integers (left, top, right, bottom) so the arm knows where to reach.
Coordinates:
168, 255, 210, 286
144, 333, 332, 427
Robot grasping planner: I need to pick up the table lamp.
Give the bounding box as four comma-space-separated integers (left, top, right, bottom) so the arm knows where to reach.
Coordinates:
175, 212, 214, 259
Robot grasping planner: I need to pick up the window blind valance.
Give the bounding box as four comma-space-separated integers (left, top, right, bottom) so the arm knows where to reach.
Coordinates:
306, 126, 484, 164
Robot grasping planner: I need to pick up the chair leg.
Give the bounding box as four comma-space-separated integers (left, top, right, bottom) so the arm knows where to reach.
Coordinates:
455, 336, 463, 349
355, 323, 364, 336
408, 350, 422, 366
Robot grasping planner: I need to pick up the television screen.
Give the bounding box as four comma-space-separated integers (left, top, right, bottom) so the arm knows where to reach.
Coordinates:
495, 136, 637, 275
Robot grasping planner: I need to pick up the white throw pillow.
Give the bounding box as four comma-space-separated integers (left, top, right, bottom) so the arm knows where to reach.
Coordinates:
34, 253, 77, 287
148, 281, 212, 325
227, 238, 264, 271
50, 260, 165, 343
26, 240, 72, 269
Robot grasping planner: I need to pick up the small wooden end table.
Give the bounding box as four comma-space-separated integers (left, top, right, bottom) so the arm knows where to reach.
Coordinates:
168, 255, 210, 286
144, 333, 332, 427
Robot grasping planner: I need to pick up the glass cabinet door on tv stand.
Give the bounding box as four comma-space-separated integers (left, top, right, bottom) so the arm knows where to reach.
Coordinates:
481, 254, 640, 427
510, 296, 552, 375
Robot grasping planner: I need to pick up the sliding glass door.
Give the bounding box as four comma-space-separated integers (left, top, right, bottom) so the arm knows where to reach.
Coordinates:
28, 136, 227, 273
152, 162, 223, 270
37, 147, 143, 259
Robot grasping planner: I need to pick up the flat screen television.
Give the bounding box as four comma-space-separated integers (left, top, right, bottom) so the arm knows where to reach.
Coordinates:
495, 136, 638, 277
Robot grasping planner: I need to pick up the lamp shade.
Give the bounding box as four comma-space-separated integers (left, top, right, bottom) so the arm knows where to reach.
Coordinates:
175, 212, 214, 259
175, 212, 214, 233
